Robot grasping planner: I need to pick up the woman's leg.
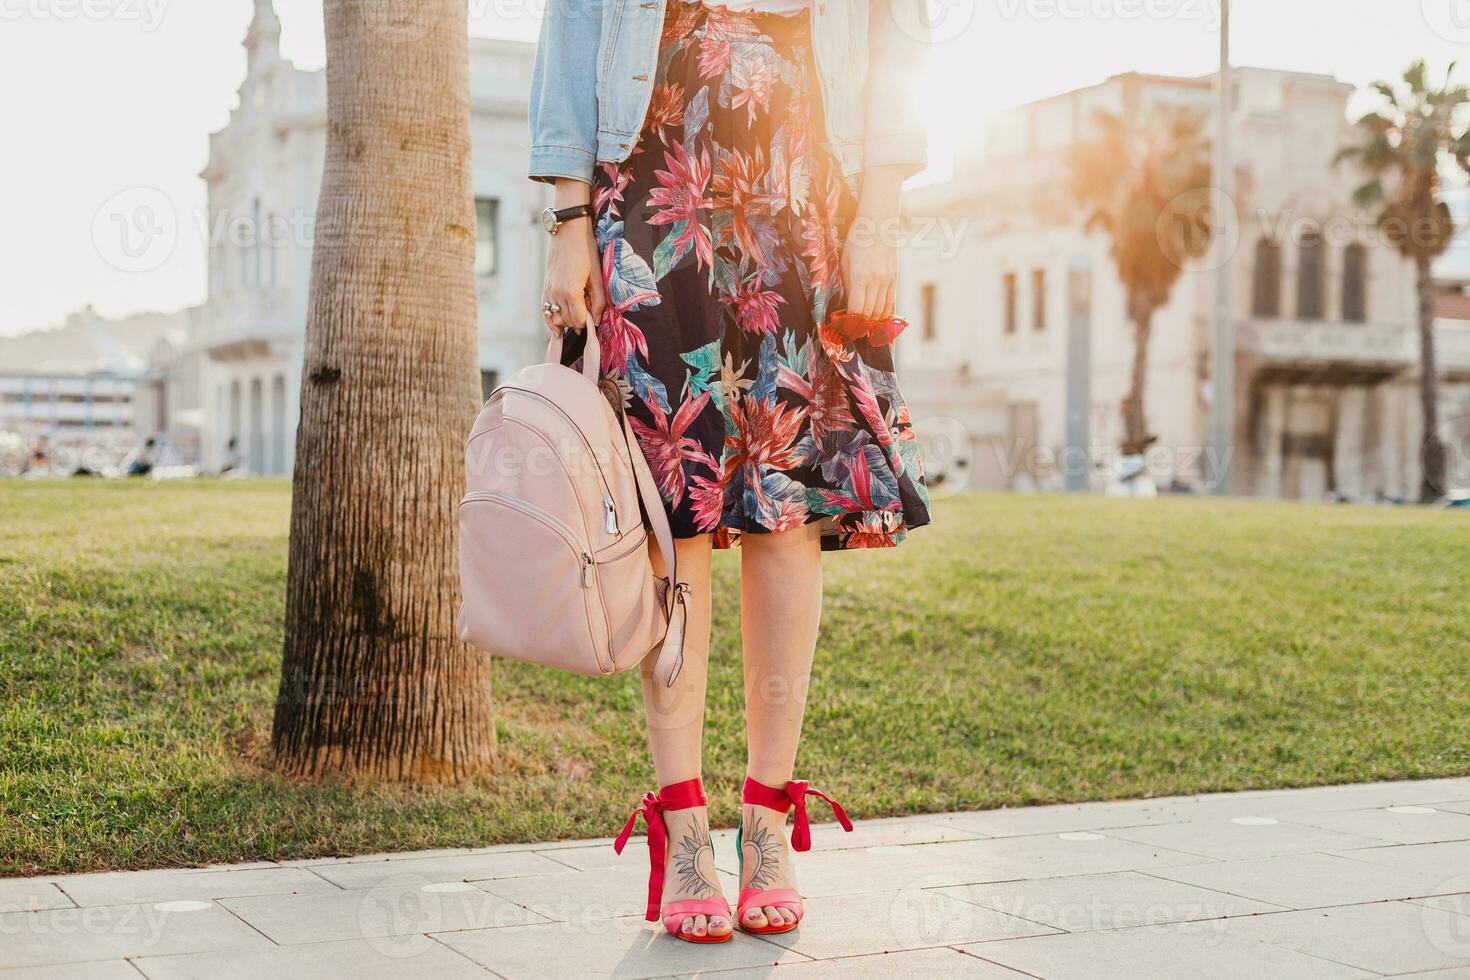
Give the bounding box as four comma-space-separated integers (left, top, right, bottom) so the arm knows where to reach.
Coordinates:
739, 523, 823, 929
641, 533, 729, 938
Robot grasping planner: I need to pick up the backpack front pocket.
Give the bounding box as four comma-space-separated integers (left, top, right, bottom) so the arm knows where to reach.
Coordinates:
457, 491, 612, 675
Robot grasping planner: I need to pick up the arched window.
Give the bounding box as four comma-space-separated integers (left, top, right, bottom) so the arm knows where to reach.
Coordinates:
1252, 236, 1282, 317
1297, 231, 1325, 320
1342, 243, 1367, 323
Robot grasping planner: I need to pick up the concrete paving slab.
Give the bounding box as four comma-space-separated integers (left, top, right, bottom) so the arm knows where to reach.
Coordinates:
737, 844, 1013, 899
539, 830, 737, 873
1329, 839, 1470, 886
132, 935, 493, 980
475, 866, 740, 923
51, 867, 338, 908
1106, 818, 1389, 861
1284, 806, 1470, 845
749, 888, 1059, 959
218, 878, 546, 945
0, 902, 270, 971
0, 878, 73, 914
1149, 851, 1455, 909
800, 817, 985, 851
705, 945, 1032, 977
963, 920, 1377, 979
1223, 900, 1470, 975
433, 917, 807, 979
0, 962, 147, 980
932, 799, 1184, 837
304, 850, 566, 890
909, 831, 1215, 880
935, 870, 1285, 931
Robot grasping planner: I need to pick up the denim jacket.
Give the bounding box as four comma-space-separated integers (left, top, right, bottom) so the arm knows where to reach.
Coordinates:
527, 0, 930, 185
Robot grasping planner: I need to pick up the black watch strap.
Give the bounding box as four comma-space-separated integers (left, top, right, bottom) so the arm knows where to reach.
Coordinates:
553, 204, 594, 224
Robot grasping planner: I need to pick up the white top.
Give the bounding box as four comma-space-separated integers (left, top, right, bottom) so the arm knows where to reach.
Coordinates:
706, 0, 810, 15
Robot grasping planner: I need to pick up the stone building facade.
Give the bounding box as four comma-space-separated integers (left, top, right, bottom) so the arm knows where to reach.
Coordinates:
152, 0, 549, 475
896, 69, 1470, 499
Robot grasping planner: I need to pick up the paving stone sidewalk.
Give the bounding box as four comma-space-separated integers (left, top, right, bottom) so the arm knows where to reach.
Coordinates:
5, 777, 1470, 979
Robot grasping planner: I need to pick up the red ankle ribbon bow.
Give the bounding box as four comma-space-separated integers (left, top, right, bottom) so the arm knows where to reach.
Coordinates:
819, 309, 910, 348
743, 777, 855, 852
613, 778, 706, 921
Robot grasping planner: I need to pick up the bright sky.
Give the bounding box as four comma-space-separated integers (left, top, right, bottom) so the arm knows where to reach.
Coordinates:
0, 0, 1466, 336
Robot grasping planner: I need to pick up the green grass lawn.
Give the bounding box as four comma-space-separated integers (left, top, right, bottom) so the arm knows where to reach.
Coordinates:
2, 480, 1467, 875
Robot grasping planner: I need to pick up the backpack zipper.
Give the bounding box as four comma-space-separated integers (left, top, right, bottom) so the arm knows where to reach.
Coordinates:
498, 385, 622, 530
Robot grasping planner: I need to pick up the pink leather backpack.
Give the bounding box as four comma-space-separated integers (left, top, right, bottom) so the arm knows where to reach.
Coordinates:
456, 327, 688, 687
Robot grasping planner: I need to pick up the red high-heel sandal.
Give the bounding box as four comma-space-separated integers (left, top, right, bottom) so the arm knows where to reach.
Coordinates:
736, 777, 853, 935
613, 777, 732, 943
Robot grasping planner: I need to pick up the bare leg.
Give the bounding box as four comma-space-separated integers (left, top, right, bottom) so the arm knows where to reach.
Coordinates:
642, 533, 729, 938
739, 523, 822, 929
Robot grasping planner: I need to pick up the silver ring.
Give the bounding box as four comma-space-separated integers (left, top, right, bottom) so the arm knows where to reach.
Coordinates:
549, 302, 562, 313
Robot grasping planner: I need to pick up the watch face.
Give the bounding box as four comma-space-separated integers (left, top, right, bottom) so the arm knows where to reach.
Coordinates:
541, 207, 558, 233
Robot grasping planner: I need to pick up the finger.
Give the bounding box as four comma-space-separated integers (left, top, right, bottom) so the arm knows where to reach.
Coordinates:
562, 294, 592, 333
853, 281, 877, 320
877, 280, 896, 320
586, 267, 608, 324
547, 290, 576, 332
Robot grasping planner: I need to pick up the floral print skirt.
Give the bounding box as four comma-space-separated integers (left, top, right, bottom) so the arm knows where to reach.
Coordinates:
585, 0, 931, 551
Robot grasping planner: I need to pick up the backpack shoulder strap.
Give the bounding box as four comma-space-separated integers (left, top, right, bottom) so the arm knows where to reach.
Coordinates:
619, 409, 689, 689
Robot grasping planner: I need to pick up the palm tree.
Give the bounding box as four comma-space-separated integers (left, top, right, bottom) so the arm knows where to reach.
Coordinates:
271, 0, 493, 781
1337, 60, 1470, 503
1068, 107, 1213, 454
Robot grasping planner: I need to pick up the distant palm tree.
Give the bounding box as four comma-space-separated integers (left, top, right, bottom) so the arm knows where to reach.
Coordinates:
272, 0, 493, 781
1069, 108, 1213, 454
1337, 60, 1470, 503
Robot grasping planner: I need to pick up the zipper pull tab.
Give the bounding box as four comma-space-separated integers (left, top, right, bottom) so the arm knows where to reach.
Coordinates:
603, 497, 618, 535
581, 553, 594, 588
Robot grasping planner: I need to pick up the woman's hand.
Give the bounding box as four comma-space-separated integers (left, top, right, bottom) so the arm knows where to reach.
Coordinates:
840, 165, 906, 321
542, 179, 605, 334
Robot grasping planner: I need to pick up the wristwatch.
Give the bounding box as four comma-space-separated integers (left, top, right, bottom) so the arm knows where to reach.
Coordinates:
541, 204, 594, 235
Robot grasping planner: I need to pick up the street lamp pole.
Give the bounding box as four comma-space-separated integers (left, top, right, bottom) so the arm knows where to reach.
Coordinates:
1208, 0, 1234, 495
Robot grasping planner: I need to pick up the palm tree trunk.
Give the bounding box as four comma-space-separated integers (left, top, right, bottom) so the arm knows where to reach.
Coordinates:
1415, 255, 1446, 503
272, 0, 493, 782
1121, 296, 1153, 454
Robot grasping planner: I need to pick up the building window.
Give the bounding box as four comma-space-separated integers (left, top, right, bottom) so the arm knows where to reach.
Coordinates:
1342, 243, 1367, 323
1032, 268, 1046, 331
921, 283, 936, 340
1252, 236, 1282, 317
1297, 231, 1325, 320
480, 369, 499, 402
1003, 272, 1018, 334
475, 198, 499, 277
